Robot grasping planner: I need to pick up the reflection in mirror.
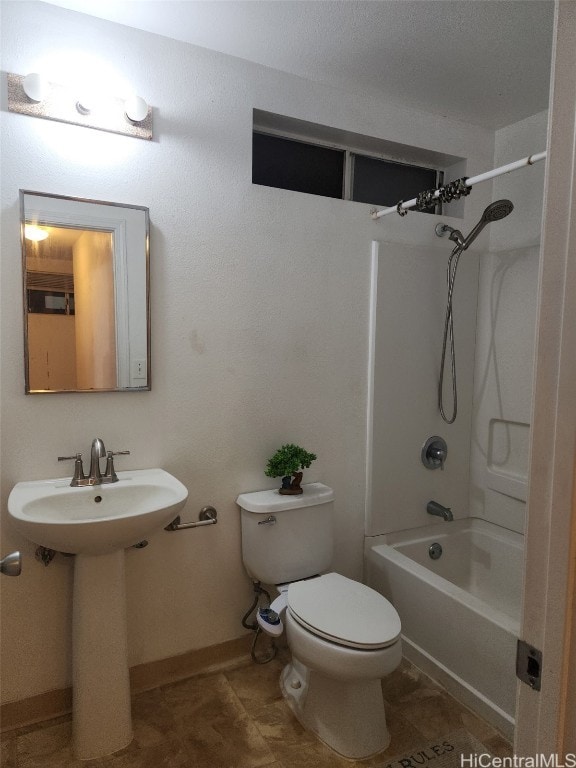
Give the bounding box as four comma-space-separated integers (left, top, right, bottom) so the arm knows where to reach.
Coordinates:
21, 192, 150, 393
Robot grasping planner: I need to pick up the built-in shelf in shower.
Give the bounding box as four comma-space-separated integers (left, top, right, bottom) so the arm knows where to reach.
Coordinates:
485, 467, 527, 502
486, 419, 530, 502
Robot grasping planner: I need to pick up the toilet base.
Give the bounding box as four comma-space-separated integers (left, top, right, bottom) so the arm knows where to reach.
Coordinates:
280, 659, 390, 759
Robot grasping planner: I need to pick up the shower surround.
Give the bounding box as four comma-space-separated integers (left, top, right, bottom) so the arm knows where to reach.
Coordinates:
365, 110, 547, 738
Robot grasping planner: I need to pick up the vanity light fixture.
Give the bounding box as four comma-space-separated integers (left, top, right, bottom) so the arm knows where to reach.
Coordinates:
8, 72, 153, 140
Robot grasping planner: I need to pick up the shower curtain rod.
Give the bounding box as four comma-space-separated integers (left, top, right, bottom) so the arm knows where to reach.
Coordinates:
370, 150, 547, 219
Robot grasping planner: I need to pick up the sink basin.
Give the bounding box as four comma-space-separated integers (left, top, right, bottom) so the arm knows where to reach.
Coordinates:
8, 466, 190, 759
8, 468, 188, 555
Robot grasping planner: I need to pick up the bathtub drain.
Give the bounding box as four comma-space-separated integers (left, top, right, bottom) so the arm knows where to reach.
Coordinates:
429, 542, 443, 560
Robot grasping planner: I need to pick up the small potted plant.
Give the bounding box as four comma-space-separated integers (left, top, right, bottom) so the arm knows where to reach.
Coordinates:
265, 444, 317, 495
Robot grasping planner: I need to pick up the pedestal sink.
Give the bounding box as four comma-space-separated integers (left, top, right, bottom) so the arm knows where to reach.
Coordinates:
8, 468, 188, 759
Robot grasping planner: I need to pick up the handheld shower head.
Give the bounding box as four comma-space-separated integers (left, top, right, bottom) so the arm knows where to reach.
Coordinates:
482, 199, 514, 223
461, 199, 514, 249
436, 198, 514, 425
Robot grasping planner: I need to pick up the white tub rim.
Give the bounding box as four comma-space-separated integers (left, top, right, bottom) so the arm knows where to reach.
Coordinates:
364, 516, 522, 635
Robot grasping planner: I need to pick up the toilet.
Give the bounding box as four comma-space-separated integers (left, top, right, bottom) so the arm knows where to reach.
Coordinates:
236, 483, 402, 759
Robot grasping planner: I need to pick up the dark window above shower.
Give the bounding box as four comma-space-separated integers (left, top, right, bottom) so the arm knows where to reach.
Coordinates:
253, 132, 345, 199
252, 110, 463, 214
351, 154, 440, 213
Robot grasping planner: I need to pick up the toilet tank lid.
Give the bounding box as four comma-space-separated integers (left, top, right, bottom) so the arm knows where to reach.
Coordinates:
236, 482, 334, 514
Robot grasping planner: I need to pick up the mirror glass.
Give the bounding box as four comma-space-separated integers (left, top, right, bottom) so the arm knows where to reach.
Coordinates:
21, 191, 150, 393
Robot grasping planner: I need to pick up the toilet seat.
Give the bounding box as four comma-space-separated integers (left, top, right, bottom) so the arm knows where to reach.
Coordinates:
287, 572, 401, 650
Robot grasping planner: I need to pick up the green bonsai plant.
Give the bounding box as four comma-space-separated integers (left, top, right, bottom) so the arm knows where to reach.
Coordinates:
265, 444, 317, 495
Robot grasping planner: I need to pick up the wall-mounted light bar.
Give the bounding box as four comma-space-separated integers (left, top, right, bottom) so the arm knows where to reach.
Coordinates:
7, 73, 153, 141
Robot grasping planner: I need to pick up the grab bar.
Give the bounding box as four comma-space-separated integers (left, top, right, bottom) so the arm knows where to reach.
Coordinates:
165, 506, 217, 531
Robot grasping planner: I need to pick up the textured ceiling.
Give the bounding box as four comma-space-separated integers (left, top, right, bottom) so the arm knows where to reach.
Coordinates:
41, 0, 554, 129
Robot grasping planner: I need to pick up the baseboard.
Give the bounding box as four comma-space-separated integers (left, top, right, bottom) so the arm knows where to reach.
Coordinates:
0, 687, 73, 734
1, 634, 253, 733
129, 634, 253, 693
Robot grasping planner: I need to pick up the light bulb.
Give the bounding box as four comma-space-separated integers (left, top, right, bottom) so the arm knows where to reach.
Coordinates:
25, 225, 49, 242
22, 73, 48, 102
124, 95, 148, 123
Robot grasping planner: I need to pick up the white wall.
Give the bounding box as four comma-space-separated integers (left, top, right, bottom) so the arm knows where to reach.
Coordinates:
469, 111, 548, 534
0, 1, 493, 703
366, 234, 481, 537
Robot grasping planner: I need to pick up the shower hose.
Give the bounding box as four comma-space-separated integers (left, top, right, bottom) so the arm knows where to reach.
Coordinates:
439, 243, 465, 424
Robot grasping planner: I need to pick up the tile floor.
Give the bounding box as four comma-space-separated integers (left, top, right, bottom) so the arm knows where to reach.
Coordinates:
1, 652, 513, 768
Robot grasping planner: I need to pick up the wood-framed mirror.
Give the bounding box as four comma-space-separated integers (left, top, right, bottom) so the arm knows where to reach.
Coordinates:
20, 191, 150, 393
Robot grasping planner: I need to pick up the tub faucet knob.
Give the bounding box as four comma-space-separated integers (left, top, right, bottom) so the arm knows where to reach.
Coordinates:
421, 436, 448, 470
429, 446, 446, 469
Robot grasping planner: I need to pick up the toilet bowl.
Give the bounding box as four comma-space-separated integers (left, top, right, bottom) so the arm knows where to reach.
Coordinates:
277, 572, 402, 759
237, 484, 402, 759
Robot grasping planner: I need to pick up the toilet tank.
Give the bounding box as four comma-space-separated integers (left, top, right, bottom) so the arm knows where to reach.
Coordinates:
237, 483, 334, 585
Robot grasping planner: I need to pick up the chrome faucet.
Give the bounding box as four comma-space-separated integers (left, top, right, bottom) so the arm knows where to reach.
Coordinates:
88, 438, 106, 485
58, 439, 130, 487
427, 500, 454, 522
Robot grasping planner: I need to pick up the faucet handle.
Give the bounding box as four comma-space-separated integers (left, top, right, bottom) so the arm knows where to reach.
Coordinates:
421, 436, 448, 471
57, 453, 86, 486
102, 450, 130, 483
430, 446, 446, 469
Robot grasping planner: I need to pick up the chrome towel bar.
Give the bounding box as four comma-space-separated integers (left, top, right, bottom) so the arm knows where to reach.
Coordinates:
165, 506, 217, 531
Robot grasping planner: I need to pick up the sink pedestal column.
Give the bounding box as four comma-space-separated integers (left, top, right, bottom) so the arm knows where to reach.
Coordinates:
73, 551, 132, 759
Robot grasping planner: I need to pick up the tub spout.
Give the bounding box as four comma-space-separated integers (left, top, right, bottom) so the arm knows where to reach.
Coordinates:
427, 500, 453, 521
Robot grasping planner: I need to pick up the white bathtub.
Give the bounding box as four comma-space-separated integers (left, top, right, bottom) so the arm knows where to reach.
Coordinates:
365, 518, 523, 739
